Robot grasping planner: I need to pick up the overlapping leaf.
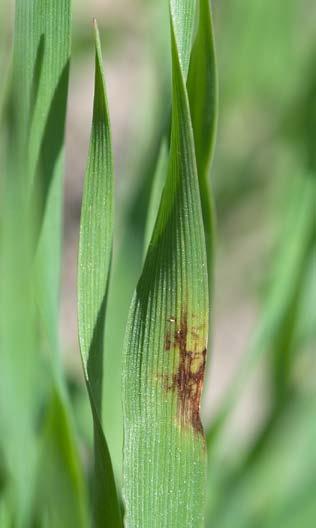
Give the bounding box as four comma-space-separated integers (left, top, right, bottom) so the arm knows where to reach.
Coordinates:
188, 0, 218, 284
0, 1, 87, 526
143, 140, 169, 256
146, 0, 217, 283
170, 0, 197, 77
122, 11, 209, 527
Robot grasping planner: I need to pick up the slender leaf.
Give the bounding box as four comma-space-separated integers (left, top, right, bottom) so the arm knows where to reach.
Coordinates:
206, 174, 316, 450
0, 1, 83, 525
170, 0, 197, 77
0, 190, 38, 526
12, 0, 71, 355
146, 0, 218, 283
188, 0, 218, 285
77, 21, 122, 528
143, 140, 169, 256
142, 0, 197, 250
206, 391, 316, 528
32, 387, 88, 528
122, 13, 209, 527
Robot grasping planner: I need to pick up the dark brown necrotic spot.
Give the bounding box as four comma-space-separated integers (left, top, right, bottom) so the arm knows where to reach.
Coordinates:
164, 312, 207, 435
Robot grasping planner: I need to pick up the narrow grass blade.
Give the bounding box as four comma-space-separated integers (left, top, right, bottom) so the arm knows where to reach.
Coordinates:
12, 0, 71, 355
0, 195, 38, 526
206, 174, 316, 450
122, 15, 209, 527
32, 388, 88, 527
270, 175, 316, 404
170, 0, 197, 76
143, 140, 169, 256
188, 0, 218, 284
188, 0, 218, 176
145, 0, 218, 283
206, 391, 316, 528
77, 21, 122, 528
0, 1, 78, 524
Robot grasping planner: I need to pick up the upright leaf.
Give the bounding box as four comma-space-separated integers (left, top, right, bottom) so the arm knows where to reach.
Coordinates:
146, 0, 218, 283
32, 388, 88, 528
188, 0, 218, 283
122, 15, 209, 528
170, 0, 197, 77
206, 174, 316, 450
142, 0, 197, 253
77, 21, 122, 528
143, 140, 169, 256
12, 0, 71, 354
0, 2, 86, 525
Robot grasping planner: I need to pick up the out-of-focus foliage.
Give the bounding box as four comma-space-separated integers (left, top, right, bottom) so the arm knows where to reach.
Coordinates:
0, 0, 315, 526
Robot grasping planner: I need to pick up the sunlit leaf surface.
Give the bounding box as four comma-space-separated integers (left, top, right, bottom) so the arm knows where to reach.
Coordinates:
122, 11, 209, 527
78, 21, 122, 528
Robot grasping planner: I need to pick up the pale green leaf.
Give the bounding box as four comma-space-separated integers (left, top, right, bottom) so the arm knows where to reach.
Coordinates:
0, 1, 80, 525
206, 174, 316, 450
32, 387, 88, 528
12, 0, 72, 353
77, 21, 122, 528
206, 391, 316, 528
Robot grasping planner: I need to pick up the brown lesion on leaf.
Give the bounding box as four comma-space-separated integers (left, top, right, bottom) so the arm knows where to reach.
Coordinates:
164, 311, 207, 436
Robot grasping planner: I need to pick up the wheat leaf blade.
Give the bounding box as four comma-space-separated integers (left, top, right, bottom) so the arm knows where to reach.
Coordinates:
0, 1, 86, 525
143, 140, 169, 257
77, 21, 122, 528
122, 13, 209, 528
170, 0, 197, 76
188, 0, 218, 288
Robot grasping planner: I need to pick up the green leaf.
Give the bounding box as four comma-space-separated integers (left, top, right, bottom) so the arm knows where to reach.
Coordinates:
143, 140, 169, 256
142, 0, 198, 252
77, 21, 122, 528
122, 13, 209, 528
0, 208, 38, 526
170, 0, 197, 77
270, 175, 316, 403
188, 0, 218, 285
32, 387, 88, 528
145, 0, 218, 284
12, 0, 71, 354
0, 2, 76, 525
206, 391, 316, 528
206, 174, 316, 450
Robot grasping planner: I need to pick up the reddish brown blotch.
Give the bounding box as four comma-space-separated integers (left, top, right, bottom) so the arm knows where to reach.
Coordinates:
164, 311, 207, 435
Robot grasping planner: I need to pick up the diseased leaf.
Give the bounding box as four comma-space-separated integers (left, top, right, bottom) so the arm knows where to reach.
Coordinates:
122, 13, 209, 527
77, 21, 122, 528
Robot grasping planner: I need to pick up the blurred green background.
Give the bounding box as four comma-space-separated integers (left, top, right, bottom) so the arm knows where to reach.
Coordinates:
1, 1, 315, 526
